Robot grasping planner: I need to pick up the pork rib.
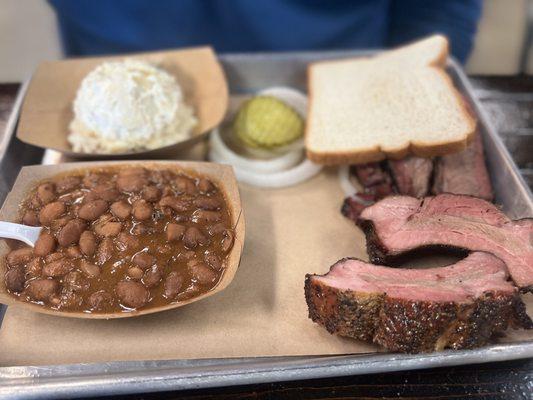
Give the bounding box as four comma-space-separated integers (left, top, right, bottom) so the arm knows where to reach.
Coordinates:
359, 194, 533, 291
305, 253, 531, 353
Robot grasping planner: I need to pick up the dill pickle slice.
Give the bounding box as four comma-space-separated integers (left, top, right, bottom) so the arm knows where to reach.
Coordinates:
233, 96, 303, 148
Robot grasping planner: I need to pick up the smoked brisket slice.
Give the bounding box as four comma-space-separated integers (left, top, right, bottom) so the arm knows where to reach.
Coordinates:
388, 156, 433, 198
433, 132, 493, 201
305, 253, 531, 353
359, 194, 533, 291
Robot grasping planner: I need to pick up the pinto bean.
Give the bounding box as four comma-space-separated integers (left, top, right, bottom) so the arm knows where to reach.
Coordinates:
197, 178, 215, 194
45, 252, 63, 263
143, 266, 162, 288
110, 201, 132, 220
34, 233, 56, 257
6, 247, 33, 266
25, 257, 42, 278
82, 191, 100, 204
188, 261, 217, 285
65, 246, 82, 259
88, 291, 113, 310
115, 281, 149, 309
132, 199, 152, 221
39, 201, 66, 226
116, 169, 148, 192
164, 272, 183, 299
159, 196, 189, 212
142, 185, 161, 202
207, 222, 227, 236
220, 229, 235, 253
132, 252, 155, 269
79, 231, 96, 256
191, 209, 221, 223
93, 183, 120, 202
166, 223, 185, 242
183, 227, 208, 249
116, 232, 139, 251
205, 253, 223, 271
78, 199, 108, 221
94, 221, 122, 237
57, 219, 86, 246
5, 267, 25, 292
127, 266, 144, 280
83, 173, 104, 188
79, 260, 100, 278
173, 176, 197, 194
96, 238, 114, 265
175, 250, 195, 262
37, 182, 56, 204
51, 216, 72, 231
148, 170, 168, 185
193, 197, 221, 210
26, 278, 59, 302
55, 176, 81, 193
22, 210, 39, 226
42, 258, 74, 277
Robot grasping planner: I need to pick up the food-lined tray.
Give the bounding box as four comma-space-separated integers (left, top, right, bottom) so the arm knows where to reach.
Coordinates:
0, 51, 531, 400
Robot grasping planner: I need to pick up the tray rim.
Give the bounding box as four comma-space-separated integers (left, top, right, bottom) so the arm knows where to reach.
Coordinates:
0, 50, 531, 399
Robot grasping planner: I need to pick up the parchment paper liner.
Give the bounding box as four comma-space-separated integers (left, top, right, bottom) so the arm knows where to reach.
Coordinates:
0, 161, 244, 319
16, 47, 228, 158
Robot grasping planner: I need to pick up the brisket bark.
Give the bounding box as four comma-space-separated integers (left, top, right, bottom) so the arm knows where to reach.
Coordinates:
305, 253, 532, 353
359, 194, 533, 291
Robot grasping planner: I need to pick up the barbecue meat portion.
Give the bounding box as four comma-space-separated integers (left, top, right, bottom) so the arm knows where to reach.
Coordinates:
359, 194, 533, 291
433, 132, 493, 201
305, 253, 532, 353
388, 156, 433, 198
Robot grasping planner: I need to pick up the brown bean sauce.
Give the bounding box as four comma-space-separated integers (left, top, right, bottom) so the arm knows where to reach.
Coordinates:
3, 167, 235, 314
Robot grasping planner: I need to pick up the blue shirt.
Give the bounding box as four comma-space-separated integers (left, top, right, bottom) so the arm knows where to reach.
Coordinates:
49, 0, 482, 63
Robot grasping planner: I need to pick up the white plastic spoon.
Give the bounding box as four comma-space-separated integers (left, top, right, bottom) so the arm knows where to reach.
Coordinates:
0, 221, 42, 247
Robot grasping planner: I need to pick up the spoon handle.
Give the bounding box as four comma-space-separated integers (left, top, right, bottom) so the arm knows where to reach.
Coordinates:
0, 221, 42, 247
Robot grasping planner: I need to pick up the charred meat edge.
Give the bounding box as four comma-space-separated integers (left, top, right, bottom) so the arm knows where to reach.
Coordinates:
305, 258, 532, 353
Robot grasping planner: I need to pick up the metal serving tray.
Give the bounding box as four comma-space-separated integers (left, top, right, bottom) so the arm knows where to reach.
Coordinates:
0, 51, 531, 399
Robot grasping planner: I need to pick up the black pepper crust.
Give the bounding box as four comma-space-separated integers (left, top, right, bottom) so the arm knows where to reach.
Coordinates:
304, 259, 532, 354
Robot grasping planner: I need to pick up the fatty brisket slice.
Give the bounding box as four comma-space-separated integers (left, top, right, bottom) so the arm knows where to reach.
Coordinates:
359, 194, 533, 292
433, 131, 493, 201
305, 252, 532, 353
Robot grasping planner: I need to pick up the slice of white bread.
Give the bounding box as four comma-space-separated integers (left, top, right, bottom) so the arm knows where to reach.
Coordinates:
306, 35, 477, 165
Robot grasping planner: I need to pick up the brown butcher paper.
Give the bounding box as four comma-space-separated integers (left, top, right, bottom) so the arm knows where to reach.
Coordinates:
0, 165, 530, 366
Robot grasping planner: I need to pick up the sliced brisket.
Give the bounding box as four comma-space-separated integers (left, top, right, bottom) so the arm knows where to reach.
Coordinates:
305, 252, 532, 353
341, 163, 395, 221
433, 132, 493, 201
359, 194, 533, 291
388, 156, 433, 198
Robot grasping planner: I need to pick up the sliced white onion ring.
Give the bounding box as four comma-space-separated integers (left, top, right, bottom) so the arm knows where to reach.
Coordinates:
338, 165, 359, 196
210, 128, 303, 173
209, 147, 322, 188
